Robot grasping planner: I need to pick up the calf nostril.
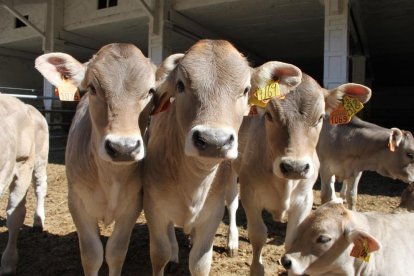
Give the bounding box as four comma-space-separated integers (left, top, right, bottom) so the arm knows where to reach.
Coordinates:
193, 130, 207, 150
134, 139, 141, 150
280, 163, 293, 174
105, 140, 117, 158
303, 163, 310, 173
227, 134, 235, 144
281, 255, 292, 269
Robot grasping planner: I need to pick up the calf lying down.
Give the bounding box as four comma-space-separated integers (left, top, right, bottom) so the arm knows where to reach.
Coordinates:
282, 200, 414, 276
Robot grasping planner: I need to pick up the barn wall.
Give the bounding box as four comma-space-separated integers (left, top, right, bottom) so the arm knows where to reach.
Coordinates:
0, 0, 46, 44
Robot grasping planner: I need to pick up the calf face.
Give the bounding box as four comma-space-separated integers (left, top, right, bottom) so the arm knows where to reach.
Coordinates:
35, 43, 155, 163
267, 76, 372, 180
387, 129, 414, 183
282, 201, 381, 275
157, 40, 251, 159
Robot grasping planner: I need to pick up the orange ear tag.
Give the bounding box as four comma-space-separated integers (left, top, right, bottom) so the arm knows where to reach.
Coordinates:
57, 80, 80, 101
350, 238, 371, 262
330, 96, 364, 125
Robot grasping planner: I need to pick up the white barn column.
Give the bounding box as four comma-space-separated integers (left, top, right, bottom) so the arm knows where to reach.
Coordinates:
147, 0, 172, 65
323, 0, 349, 89
42, 0, 64, 123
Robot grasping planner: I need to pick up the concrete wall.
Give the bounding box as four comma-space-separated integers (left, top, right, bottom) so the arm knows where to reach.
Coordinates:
0, 0, 46, 44
64, 0, 145, 30
0, 54, 43, 92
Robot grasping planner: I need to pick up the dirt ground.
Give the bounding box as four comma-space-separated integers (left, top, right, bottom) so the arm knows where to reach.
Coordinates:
0, 153, 407, 276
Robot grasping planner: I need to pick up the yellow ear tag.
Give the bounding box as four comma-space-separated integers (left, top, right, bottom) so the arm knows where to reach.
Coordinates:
256, 81, 281, 101
330, 96, 364, 125
57, 79, 80, 101
248, 81, 284, 110
350, 238, 371, 262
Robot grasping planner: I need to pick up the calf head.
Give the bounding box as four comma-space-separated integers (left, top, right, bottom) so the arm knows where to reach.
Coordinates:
155, 39, 302, 161
386, 128, 414, 183
35, 43, 155, 163
266, 76, 371, 180
399, 183, 414, 211
281, 201, 381, 275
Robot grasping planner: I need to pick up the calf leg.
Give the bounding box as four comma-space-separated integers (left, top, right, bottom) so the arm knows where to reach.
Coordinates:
32, 160, 47, 230
285, 190, 313, 251
1, 159, 34, 275
69, 194, 103, 276
189, 203, 224, 276
320, 166, 336, 203
344, 171, 363, 210
244, 204, 267, 276
225, 171, 239, 257
167, 222, 179, 265
105, 195, 142, 276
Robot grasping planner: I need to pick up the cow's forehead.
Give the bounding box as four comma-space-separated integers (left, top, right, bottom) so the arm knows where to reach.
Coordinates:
179, 40, 250, 89
272, 76, 324, 121
308, 203, 348, 230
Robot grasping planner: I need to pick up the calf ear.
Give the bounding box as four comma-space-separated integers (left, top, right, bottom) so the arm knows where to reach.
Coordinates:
35, 53, 85, 88
152, 54, 184, 115
251, 61, 302, 96
346, 229, 381, 254
388, 128, 403, 152
324, 83, 372, 112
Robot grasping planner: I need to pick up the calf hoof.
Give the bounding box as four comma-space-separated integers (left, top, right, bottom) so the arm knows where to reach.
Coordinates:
250, 263, 265, 276
32, 216, 44, 231
31, 225, 44, 233
226, 247, 238, 257
166, 261, 179, 274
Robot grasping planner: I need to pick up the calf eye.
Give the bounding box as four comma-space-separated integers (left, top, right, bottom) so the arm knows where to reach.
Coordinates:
316, 235, 331, 244
243, 86, 251, 96
88, 85, 96, 95
407, 152, 414, 159
149, 88, 155, 96
176, 80, 185, 93
314, 114, 324, 127
264, 111, 273, 122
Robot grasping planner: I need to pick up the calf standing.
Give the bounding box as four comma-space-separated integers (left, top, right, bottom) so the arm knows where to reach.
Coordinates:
318, 117, 414, 210
282, 201, 414, 276
35, 43, 155, 275
225, 76, 371, 275
0, 94, 48, 274
143, 39, 302, 276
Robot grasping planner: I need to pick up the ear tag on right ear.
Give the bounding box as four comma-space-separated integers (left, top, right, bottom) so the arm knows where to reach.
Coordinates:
256, 81, 281, 101
330, 96, 364, 125
350, 238, 371, 262
57, 79, 80, 101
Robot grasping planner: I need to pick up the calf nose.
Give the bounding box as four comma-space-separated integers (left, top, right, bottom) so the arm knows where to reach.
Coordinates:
281, 255, 292, 269
192, 130, 235, 151
105, 138, 141, 159
280, 161, 310, 175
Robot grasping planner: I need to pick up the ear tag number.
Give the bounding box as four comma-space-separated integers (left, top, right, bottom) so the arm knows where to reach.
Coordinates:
248, 81, 284, 111
330, 96, 364, 125
57, 79, 80, 101
350, 238, 371, 262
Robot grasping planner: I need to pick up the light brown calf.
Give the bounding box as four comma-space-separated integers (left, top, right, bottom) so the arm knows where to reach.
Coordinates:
0, 94, 48, 274
318, 118, 414, 210
142, 39, 302, 276
399, 183, 414, 211
282, 200, 414, 276
225, 76, 372, 275
35, 43, 155, 276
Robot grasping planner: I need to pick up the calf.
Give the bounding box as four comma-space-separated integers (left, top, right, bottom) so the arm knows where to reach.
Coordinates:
225, 75, 371, 275
142, 39, 302, 276
0, 94, 48, 274
318, 117, 414, 210
35, 43, 155, 275
282, 200, 414, 276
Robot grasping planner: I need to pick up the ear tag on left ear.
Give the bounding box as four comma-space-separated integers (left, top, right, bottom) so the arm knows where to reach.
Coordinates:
57, 79, 80, 101
350, 238, 371, 262
330, 96, 364, 125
